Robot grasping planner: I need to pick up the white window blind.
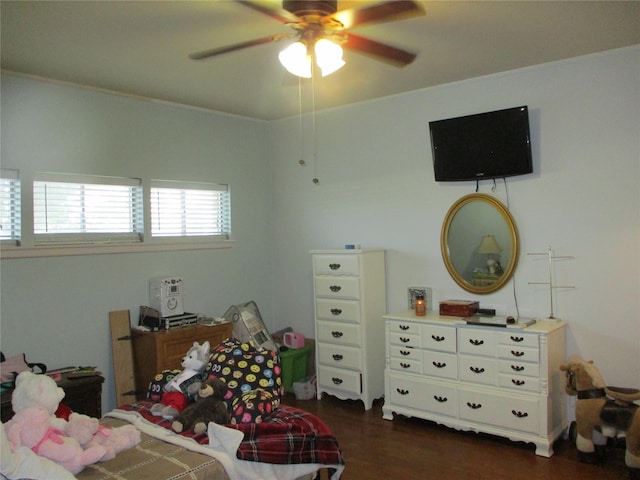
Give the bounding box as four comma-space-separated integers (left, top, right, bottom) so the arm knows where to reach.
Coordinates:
150, 180, 230, 239
0, 169, 21, 245
33, 173, 143, 245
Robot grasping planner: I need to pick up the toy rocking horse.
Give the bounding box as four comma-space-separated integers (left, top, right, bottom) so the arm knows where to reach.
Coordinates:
560, 355, 640, 478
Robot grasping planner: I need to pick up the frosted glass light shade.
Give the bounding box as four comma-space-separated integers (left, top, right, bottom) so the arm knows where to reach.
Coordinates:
314, 39, 345, 76
279, 39, 345, 78
279, 41, 312, 78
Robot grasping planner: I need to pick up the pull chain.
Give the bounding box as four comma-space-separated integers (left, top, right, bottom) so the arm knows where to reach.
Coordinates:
311, 62, 319, 184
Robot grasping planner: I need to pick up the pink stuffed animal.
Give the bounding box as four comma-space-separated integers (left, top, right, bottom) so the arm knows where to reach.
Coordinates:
5, 407, 107, 475
66, 412, 140, 462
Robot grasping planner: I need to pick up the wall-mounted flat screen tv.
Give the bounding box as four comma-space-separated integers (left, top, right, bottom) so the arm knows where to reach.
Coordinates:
429, 105, 533, 182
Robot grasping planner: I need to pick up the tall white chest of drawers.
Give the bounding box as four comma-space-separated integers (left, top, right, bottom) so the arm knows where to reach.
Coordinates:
382, 311, 567, 456
311, 249, 386, 410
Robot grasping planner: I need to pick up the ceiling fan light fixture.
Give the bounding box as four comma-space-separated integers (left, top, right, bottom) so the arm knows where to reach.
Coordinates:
279, 41, 312, 78
314, 38, 345, 76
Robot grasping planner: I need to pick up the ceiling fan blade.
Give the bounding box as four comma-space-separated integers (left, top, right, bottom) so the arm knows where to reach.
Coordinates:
236, 0, 301, 24
329, 0, 424, 30
189, 34, 288, 60
343, 33, 417, 67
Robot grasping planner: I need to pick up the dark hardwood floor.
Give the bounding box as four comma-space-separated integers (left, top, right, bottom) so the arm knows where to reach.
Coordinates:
282, 393, 630, 480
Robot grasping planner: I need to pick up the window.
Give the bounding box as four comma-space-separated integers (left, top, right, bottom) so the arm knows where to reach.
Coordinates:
0, 169, 21, 245
150, 180, 230, 239
33, 173, 143, 245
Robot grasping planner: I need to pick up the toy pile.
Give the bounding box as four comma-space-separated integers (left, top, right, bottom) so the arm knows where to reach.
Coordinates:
2, 371, 140, 477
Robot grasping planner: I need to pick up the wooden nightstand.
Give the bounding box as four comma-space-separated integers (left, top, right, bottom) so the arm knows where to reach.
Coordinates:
1, 372, 104, 422
131, 322, 232, 400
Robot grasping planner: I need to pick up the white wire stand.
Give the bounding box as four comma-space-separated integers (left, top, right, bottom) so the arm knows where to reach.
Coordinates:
528, 246, 575, 320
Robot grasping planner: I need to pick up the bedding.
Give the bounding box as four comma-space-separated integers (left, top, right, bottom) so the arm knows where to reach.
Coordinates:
76, 401, 345, 480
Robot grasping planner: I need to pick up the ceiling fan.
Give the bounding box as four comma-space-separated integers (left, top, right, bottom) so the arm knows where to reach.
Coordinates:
189, 0, 425, 77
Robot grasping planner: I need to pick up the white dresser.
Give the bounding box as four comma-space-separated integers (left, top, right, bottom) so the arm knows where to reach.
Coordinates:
382, 311, 566, 456
311, 249, 386, 410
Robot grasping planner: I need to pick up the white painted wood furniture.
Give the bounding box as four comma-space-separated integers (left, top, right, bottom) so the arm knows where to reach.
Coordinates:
382, 311, 567, 456
311, 249, 386, 410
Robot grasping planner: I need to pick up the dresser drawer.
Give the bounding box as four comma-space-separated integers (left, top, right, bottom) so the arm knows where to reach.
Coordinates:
498, 373, 540, 393
498, 331, 539, 348
313, 254, 359, 276
316, 298, 361, 323
389, 321, 421, 336
318, 343, 362, 371
458, 355, 498, 386
458, 329, 497, 356
423, 350, 458, 380
389, 331, 421, 348
391, 357, 423, 374
498, 359, 540, 378
422, 324, 457, 353
458, 387, 540, 434
318, 365, 361, 395
390, 345, 421, 361
497, 345, 539, 363
315, 276, 360, 299
317, 321, 361, 346
388, 373, 457, 418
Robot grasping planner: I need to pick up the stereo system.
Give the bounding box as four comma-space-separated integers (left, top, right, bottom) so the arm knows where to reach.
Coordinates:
149, 276, 184, 317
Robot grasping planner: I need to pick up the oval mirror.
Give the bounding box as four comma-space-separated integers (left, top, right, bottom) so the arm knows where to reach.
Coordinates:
441, 193, 519, 294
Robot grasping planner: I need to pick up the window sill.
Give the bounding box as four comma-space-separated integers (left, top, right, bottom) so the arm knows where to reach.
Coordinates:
0, 239, 234, 259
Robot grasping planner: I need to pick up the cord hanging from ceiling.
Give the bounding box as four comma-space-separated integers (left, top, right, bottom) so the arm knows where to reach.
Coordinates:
296, 63, 320, 184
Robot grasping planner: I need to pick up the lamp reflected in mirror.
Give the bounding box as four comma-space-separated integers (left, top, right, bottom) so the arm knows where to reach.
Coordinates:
477, 234, 503, 276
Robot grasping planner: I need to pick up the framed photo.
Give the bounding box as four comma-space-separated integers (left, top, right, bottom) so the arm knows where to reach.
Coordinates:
408, 287, 431, 310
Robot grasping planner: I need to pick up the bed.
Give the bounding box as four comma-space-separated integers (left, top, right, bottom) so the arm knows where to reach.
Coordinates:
1, 400, 344, 480
75, 400, 344, 480
2, 337, 345, 480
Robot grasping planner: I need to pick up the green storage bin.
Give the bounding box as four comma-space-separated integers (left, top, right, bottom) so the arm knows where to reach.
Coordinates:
279, 345, 311, 392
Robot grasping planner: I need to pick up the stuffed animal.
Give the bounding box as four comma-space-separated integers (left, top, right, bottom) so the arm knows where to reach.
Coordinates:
171, 377, 229, 434
5, 406, 107, 475
65, 412, 141, 462
151, 341, 210, 420
561, 355, 640, 478
11, 371, 68, 431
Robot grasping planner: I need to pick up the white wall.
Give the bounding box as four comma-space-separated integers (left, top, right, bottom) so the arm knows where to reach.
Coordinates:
1, 46, 638, 418
269, 46, 640, 390
0, 76, 274, 412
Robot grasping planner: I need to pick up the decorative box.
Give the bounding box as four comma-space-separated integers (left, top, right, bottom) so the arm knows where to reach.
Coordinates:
439, 300, 479, 317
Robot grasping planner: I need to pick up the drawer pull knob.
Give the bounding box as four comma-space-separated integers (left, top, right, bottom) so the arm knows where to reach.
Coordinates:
329, 263, 341, 270
332, 354, 343, 361
400, 362, 411, 369
399, 337, 411, 343
400, 350, 412, 356
511, 365, 525, 372
434, 395, 448, 403
466, 402, 482, 410
433, 361, 446, 368
396, 388, 409, 395
511, 350, 525, 357
512, 379, 525, 386
331, 377, 343, 385
399, 325, 410, 331
469, 339, 484, 346
431, 335, 445, 342
470, 366, 485, 374
512, 410, 528, 418
330, 308, 343, 316
329, 285, 342, 292
331, 331, 344, 338
510, 336, 524, 343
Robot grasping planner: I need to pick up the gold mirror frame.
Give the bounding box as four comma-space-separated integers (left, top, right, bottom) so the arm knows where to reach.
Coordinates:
440, 193, 519, 294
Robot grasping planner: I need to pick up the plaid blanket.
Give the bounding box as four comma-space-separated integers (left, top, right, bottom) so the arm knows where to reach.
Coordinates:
118, 401, 345, 467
